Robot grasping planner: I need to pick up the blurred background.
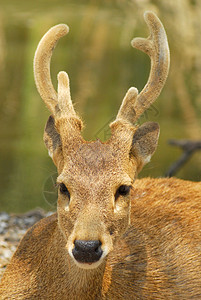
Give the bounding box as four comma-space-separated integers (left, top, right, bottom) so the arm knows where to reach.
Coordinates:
0, 0, 200, 213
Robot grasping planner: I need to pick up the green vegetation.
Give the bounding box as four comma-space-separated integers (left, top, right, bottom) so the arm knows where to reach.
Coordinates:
0, 0, 200, 212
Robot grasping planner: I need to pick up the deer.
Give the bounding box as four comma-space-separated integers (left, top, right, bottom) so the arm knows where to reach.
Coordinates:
0, 11, 201, 299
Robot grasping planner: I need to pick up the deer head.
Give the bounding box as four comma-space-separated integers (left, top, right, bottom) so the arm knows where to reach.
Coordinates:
34, 12, 169, 270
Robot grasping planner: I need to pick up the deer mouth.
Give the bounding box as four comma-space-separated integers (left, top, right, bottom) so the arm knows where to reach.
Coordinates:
72, 259, 104, 270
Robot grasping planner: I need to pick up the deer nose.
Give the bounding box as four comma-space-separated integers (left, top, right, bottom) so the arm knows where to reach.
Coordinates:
72, 240, 103, 263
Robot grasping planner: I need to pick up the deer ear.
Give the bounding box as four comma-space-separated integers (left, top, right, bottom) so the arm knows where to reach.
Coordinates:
43, 115, 63, 166
131, 122, 160, 172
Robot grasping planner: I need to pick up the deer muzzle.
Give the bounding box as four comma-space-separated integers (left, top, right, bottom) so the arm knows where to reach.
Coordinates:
72, 240, 103, 264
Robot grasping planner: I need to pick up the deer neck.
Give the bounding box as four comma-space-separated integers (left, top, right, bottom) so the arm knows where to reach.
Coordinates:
67, 258, 107, 294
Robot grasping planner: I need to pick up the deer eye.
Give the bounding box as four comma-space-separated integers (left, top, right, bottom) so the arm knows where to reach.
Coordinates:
115, 185, 131, 200
59, 183, 70, 198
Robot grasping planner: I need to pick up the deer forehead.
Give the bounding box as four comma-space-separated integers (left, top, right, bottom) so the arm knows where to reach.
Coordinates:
58, 140, 133, 187
65, 141, 128, 171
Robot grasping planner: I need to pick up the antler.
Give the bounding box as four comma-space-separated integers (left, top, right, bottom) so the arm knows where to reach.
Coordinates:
34, 24, 80, 126
115, 11, 170, 125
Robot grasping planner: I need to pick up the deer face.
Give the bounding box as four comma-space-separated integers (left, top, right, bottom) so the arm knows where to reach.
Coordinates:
34, 12, 169, 269
56, 140, 133, 269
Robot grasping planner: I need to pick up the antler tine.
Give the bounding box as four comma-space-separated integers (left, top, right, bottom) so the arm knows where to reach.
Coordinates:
116, 11, 170, 125
132, 11, 170, 121
34, 24, 69, 115
57, 71, 77, 117
115, 87, 138, 124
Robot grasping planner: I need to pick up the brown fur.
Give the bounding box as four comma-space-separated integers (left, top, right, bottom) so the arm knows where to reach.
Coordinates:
1, 11, 201, 299
1, 178, 201, 299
